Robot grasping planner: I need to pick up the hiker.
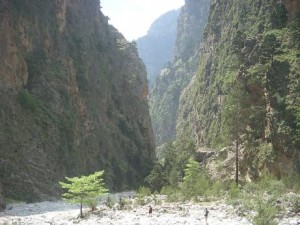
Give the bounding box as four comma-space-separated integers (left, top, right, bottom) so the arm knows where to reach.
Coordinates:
148, 205, 153, 216
204, 208, 209, 224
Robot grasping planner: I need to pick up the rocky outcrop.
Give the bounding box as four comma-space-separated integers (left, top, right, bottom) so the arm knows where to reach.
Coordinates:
194, 148, 215, 163
0, 0, 155, 201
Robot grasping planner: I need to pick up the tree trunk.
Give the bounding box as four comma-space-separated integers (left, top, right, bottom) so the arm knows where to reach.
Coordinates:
80, 201, 83, 218
235, 102, 239, 187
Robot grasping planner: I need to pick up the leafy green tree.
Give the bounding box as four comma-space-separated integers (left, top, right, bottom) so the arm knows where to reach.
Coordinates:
270, 3, 288, 29
163, 138, 195, 186
59, 171, 108, 218
259, 32, 280, 63
182, 158, 210, 199
145, 162, 168, 192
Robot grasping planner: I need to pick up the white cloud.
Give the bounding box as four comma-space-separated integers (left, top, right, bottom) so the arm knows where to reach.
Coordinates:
101, 0, 184, 40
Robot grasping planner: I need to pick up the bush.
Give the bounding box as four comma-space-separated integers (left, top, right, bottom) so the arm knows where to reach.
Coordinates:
292, 197, 300, 213
256, 172, 285, 196
118, 196, 128, 210
136, 186, 151, 205
253, 200, 278, 225
17, 90, 39, 111
206, 180, 223, 197
282, 174, 300, 193
137, 186, 151, 197
145, 162, 168, 192
105, 195, 115, 208
228, 183, 240, 199
160, 186, 183, 202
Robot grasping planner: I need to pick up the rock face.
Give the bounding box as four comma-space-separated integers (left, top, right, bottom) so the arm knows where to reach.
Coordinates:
137, 9, 180, 87
194, 148, 216, 164
150, 0, 211, 147
177, 0, 300, 178
0, 0, 155, 201
0, 183, 5, 211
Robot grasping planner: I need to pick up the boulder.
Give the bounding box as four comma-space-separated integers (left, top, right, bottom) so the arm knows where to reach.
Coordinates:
0, 182, 6, 211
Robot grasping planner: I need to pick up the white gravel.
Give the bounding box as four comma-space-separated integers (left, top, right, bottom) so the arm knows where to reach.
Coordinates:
0, 198, 299, 225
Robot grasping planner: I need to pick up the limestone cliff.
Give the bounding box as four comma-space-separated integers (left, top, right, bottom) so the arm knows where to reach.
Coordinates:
177, 0, 300, 178
0, 0, 155, 201
150, 0, 210, 147
137, 9, 180, 87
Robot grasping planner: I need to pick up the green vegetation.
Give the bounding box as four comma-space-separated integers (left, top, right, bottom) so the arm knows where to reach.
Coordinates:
145, 156, 299, 224
105, 195, 115, 209
171, 0, 300, 182
17, 90, 40, 111
182, 158, 210, 200
136, 186, 151, 205
59, 171, 108, 218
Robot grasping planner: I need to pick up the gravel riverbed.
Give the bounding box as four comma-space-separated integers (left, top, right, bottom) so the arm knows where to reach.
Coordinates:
0, 196, 299, 225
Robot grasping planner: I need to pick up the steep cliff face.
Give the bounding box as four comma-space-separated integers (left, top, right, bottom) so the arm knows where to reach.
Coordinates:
150, 0, 210, 147
137, 9, 180, 86
0, 0, 155, 201
177, 0, 300, 178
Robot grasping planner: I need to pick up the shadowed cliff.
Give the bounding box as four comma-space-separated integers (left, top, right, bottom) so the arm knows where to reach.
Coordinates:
0, 0, 155, 201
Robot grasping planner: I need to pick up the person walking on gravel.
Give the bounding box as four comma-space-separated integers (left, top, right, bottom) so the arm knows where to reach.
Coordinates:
148, 205, 153, 216
204, 208, 209, 224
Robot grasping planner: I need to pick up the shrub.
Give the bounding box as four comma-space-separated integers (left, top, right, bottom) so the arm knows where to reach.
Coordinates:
118, 196, 128, 210
105, 195, 115, 208
257, 172, 285, 195
160, 186, 182, 202
145, 162, 168, 192
282, 174, 300, 193
228, 183, 240, 199
17, 90, 39, 111
137, 186, 151, 197
207, 180, 223, 197
136, 186, 151, 205
253, 200, 278, 225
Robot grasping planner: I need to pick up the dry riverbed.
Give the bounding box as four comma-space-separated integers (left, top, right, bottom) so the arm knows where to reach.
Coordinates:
0, 195, 299, 225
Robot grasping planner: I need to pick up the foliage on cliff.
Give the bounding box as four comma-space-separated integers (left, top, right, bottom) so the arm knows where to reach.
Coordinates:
150, 0, 211, 146
177, 0, 300, 178
0, 0, 155, 201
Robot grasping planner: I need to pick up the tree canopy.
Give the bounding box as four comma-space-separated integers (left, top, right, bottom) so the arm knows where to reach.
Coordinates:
59, 171, 108, 217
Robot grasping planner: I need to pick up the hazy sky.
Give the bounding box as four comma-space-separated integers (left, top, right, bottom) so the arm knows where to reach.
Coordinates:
100, 0, 184, 41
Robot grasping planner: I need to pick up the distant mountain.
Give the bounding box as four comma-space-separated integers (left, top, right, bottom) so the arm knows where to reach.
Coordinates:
137, 9, 180, 86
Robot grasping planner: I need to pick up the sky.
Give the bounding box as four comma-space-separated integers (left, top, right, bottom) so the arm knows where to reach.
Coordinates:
100, 0, 184, 41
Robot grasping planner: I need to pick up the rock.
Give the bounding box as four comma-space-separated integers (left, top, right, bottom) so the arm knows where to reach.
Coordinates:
0, 182, 6, 211
195, 148, 216, 163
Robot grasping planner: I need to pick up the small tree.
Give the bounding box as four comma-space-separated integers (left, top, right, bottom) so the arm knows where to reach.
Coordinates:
145, 162, 168, 192
182, 158, 209, 199
59, 171, 108, 218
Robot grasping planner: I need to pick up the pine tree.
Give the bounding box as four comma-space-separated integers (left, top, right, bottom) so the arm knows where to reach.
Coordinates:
59, 171, 108, 218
